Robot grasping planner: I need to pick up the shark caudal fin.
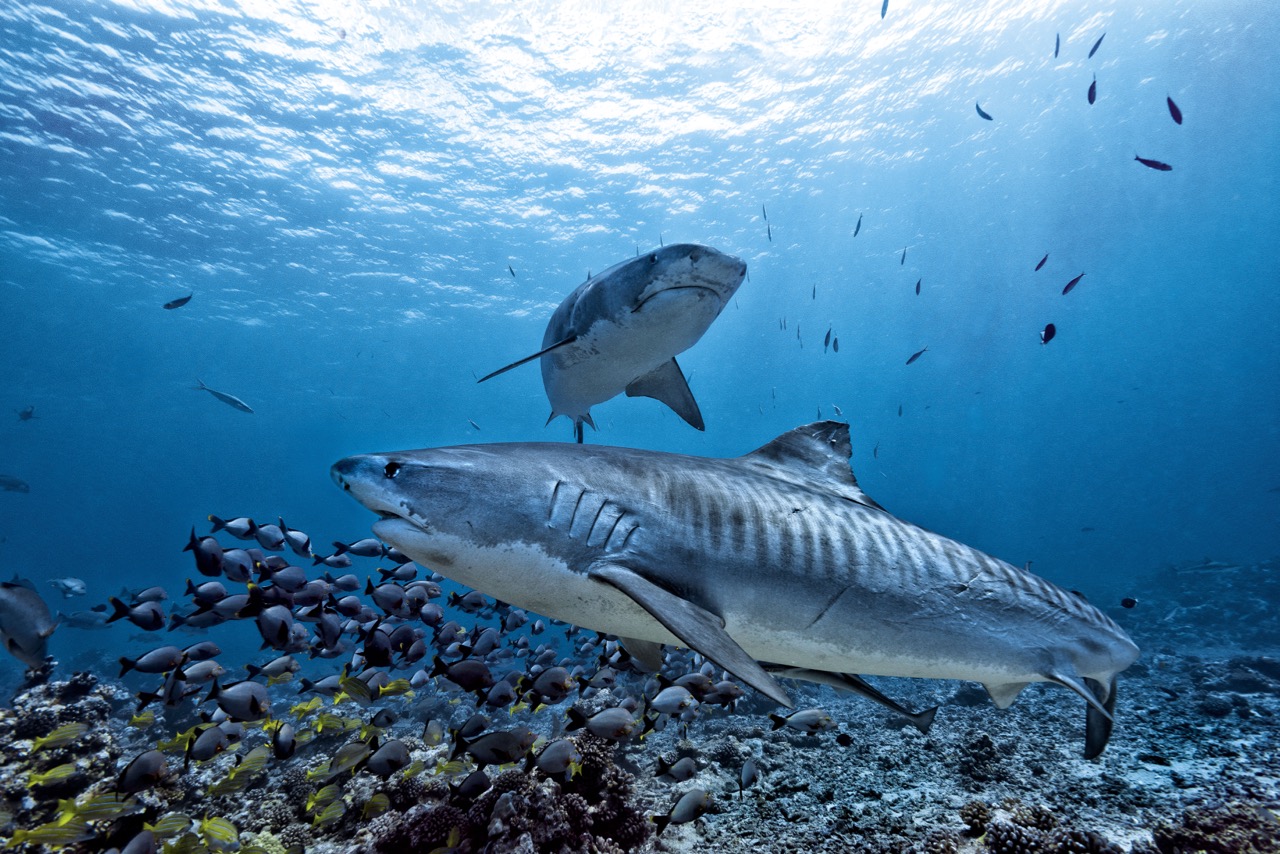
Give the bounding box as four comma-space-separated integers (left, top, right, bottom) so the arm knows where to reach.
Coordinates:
1082, 676, 1118, 759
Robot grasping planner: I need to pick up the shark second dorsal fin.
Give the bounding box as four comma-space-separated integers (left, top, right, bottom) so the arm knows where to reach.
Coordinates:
739, 421, 884, 510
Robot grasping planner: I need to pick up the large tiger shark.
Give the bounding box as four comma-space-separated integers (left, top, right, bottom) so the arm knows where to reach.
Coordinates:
332, 421, 1139, 757
478, 244, 746, 442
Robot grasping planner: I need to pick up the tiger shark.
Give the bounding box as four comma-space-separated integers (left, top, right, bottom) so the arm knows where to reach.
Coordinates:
332, 421, 1139, 757
478, 244, 746, 442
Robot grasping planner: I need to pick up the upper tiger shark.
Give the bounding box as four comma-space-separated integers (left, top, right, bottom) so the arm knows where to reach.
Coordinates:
478, 244, 747, 442
332, 421, 1139, 757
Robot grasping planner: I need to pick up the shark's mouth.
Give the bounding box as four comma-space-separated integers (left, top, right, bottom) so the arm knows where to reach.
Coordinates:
632, 285, 724, 313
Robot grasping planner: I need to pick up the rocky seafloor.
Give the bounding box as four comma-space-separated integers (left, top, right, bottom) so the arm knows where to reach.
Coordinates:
2, 555, 1278, 854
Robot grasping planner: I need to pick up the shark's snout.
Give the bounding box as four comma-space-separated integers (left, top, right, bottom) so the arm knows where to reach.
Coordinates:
330, 457, 356, 491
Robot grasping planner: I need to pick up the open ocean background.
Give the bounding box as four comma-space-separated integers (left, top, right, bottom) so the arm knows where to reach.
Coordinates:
1, 0, 1277, 670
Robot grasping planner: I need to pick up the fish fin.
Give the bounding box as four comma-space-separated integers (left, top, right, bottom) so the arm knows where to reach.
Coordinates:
618, 637, 664, 672
982, 681, 1029, 709
740, 421, 884, 510
1046, 670, 1114, 722
477, 335, 578, 383
624, 359, 705, 430
587, 562, 792, 708
1083, 676, 1118, 759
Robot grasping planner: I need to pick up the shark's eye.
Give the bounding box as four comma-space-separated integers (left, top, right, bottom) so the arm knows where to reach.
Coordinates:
648, 254, 658, 264
384, 461, 401, 479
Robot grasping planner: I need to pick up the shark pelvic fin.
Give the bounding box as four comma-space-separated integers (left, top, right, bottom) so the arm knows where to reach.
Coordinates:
741, 421, 884, 510
477, 334, 578, 384
588, 562, 793, 708
982, 680, 1029, 709
624, 358, 704, 430
765, 665, 938, 733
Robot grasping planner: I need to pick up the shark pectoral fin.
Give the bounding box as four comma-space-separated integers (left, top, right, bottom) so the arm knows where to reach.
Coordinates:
588, 562, 791, 708
1047, 671, 1114, 722
1082, 675, 1118, 760
624, 359, 704, 430
477, 334, 578, 384
618, 637, 664, 672
982, 681, 1029, 709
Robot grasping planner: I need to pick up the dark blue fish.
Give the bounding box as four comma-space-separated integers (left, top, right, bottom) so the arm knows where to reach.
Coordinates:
900, 247, 906, 265
762, 203, 767, 220
1166, 97, 1183, 125
906, 346, 928, 365
1088, 32, 1105, 59
881, 0, 888, 19
854, 213, 862, 236
1062, 273, 1085, 295
975, 102, 993, 121
914, 278, 920, 295
1041, 323, 1056, 345
1088, 75, 1096, 105
1035, 253, 1048, 271
163, 293, 193, 310
1135, 154, 1172, 172
508, 264, 516, 278
1055, 33, 1060, 58
767, 223, 772, 242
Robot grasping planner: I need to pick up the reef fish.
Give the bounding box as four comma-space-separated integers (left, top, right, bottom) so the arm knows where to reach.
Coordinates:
975, 102, 993, 121
1167, 96, 1183, 125
1, 474, 30, 492
163, 293, 193, 310
478, 244, 747, 442
1135, 154, 1173, 172
0, 578, 57, 667
333, 421, 1141, 757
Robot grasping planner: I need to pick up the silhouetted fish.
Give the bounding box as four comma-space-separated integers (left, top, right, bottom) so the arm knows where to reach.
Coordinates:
767, 223, 772, 242
915, 278, 920, 295
1055, 33, 1060, 58
508, 264, 515, 278
1134, 155, 1172, 172
1088, 33, 1105, 59
906, 346, 928, 365
975, 102, 993, 121
1035, 253, 1048, 271
1041, 323, 1056, 345
1088, 75, 1097, 105
762, 204, 767, 221
854, 213, 862, 236
832, 337, 838, 353
900, 247, 906, 265
881, 0, 888, 19
824, 327, 831, 352
1062, 273, 1085, 295
163, 293, 193, 310
1167, 96, 1183, 125
193, 380, 253, 414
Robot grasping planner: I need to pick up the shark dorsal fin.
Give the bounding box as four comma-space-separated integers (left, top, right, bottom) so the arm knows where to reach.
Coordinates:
739, 421, 884, 510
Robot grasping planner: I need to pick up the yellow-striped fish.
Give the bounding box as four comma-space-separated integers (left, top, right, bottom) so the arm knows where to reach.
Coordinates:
31, 722, 89, 752
290, 697, 323, 718
362, 793, 390, 819
306, 784, 340, 814
199, 816, 239, 851
9, 817, 93, 847
28, 763, 77, 788
145, 813, 195, 838
312, 799, 346, 828
129, 711, 157, 728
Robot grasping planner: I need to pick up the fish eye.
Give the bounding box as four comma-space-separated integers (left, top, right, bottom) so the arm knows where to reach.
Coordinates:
648, 254, 658, 263
384, 462, 401, 479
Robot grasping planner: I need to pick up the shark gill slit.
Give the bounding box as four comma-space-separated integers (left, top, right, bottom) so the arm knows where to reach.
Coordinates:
567, 488, 587, 537
547, 480, 563, 526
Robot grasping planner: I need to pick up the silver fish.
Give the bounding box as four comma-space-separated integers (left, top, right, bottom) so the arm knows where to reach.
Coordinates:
193, 379, 253, 414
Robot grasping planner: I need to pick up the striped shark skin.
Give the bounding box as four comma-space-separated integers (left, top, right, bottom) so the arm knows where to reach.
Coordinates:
477, 244, 747, 443
332, 421, 1139, 757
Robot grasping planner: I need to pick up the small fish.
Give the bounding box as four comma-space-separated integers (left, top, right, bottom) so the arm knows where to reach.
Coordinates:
1088, 74, 1097, 105
1035, 253, 1048, 271
762, 203, 767, 220
655, 755, 697, 781
832, 404, 843, 416
854, 213, 862, 237
1135, 154, 1173, 171
61, 792, 140, 823
1040, 323, 1056, 345
1167, 96, 1183, 125
898, 404, 903, 416
880, 0, 888, 19
1120, 597, 1138, 609
767, 223, 772, 242
1088, 32, 1105, 59
130, 710, 156, 728
193, 379, 253, 414
468, 419, 481, 431
16, 405, 36, 421
8, 817, 93, 847
824, 327, 831, 352
28, 763, 78, 787
363, 793, 391, 819
812, 284, 816, 300
906, 346, 928, 365
740, 759, 759, 798
975, 102, 993, 121
0, 474, 30, 493
198, 816, 239, 851
769, 708, 836, 734
914, 278, 920, 295
48, 577, 86, 597
508, 264, 516, 278
1062, 273, 1085, 295
653, 788, 710, 835
306, 784, 341, 813
832, 337, 838, 353
900, 246, 906, 265
873, 442, 879, 459
146, 813, 195, 839
163, 293, 193, 310
312, 799, 346, 828
1055, 33, 1060, 58
32, 722, 89, 752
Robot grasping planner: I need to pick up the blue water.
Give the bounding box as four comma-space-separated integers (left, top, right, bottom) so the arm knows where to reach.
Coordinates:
1, 0, 1277, 651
